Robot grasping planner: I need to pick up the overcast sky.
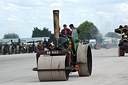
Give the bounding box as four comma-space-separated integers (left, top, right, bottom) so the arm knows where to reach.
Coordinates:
0, 0, 128, 38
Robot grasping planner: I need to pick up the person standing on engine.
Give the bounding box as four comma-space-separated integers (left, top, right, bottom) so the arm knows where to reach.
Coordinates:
61, 24, 71, 36
69, 24, 80, 34
11, 40, 16, 48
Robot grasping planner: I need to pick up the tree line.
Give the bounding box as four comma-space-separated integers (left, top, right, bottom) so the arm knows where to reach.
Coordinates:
3, 21, 120, 42
32, 27, 52, 37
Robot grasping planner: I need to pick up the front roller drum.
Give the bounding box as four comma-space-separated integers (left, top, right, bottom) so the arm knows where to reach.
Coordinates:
16, 46, 20, 54
77, 45, 92, 76
9, 46, 14, 54
2, 46, 6, 55
37, 55, 69, 81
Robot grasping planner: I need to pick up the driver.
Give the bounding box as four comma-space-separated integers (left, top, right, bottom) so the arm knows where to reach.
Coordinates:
69, 24, 80, 34
61, 24, 71, 36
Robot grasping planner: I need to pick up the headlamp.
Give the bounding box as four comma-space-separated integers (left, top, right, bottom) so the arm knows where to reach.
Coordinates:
124, 35, 127, 38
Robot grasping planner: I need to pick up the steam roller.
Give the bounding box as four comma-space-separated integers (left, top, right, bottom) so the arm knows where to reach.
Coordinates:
33, 10, 92, 81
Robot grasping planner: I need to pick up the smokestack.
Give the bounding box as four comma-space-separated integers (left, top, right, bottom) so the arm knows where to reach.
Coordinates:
53, 10, 59, 39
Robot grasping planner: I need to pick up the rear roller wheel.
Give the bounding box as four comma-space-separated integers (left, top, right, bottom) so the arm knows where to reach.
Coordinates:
77, 45, 92, 76
94, 44, 101, 49
37, 55, 69, 81
105, 44, 110, 49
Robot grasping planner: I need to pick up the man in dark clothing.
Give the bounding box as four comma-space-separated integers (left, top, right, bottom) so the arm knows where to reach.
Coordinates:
43, 38, 48, 50
4, 43, 9, 48
61, 24, 71, 36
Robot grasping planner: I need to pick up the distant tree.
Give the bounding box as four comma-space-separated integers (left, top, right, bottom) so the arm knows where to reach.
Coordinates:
32, 27, 52, 37
41, 27, 52, 37
3, 33, 19, 39
105, 32, 120, 38
78, 21, 102, 43
32, 27, 42, 37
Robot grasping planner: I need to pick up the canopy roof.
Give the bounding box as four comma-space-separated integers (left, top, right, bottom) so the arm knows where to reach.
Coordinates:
115, 25, 128, 34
